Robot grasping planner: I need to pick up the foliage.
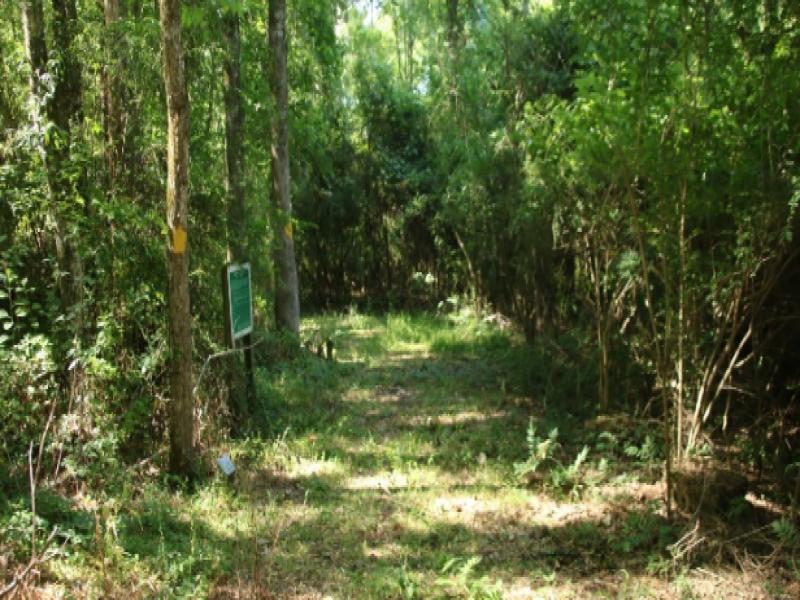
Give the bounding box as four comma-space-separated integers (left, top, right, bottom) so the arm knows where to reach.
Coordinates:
1, 0, 800, 594
514, 421, 560, 480
0, 335, 57, 464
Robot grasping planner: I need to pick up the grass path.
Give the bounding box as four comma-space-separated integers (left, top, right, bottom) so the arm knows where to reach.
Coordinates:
202, 314, 776, 599
229, 313, 541, 598
22, 313, 796, 598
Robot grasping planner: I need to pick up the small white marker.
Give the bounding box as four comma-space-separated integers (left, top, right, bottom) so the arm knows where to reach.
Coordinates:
217, 454, 235, 477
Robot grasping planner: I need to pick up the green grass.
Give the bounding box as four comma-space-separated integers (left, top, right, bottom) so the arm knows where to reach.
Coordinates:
1, 310, 791, 598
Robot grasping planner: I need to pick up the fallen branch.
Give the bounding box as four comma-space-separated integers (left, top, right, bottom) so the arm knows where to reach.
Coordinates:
1, 403, 60, 598
193, 336, 266, 396
669, 520, 705, 563
0, 527, 59, 598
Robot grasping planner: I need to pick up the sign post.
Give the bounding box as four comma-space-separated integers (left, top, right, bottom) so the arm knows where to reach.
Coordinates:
222, 263, 255, 424
225, 263, 253, 343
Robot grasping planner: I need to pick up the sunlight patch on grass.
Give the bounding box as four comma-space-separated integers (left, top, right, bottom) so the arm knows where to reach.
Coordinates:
346, 471, 409, 491
431, 495, 503, 519
342, 386, 373, 403
403, 409, 510, 427
363, 541, 405, 560
504, 580, 542, 600
524, 495, 606, 527
289, 458, 344, 479
347, 327, 383, 338
365, 383, 415, 404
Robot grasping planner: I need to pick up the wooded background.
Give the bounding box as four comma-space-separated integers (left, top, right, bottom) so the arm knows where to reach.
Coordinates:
1, 0, 798, 496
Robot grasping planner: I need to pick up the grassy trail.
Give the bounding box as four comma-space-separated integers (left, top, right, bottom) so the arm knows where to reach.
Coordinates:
200, 313, 736, 598
21, 313, 793, 598
226, 312, 539, 598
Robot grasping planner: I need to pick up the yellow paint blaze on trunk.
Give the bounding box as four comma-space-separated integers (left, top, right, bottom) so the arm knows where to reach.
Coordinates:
172, 225, 187, 254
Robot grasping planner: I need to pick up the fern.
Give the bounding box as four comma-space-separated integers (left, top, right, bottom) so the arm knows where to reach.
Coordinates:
514, 419, 560, 478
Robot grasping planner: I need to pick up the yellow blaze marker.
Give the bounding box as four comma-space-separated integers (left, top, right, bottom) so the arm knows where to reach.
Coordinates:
284, 222, 293, 240
172, 226, 187, 254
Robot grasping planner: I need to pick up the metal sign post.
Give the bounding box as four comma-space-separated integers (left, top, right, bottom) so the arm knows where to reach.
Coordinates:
222, 263, 255, 423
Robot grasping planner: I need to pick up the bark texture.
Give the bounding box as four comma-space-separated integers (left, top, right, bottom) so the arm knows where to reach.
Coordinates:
22, 1, 48, 99
269, 0, 300, 334
223, 10, 246, 262
102, 0, 128, 189
223, 9, 250, 427
22, 0, 84, 317
159, 0, 194, 476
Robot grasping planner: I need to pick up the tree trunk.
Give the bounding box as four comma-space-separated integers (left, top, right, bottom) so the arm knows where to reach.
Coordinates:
269, 0, 300, 334
446, 0, 460, 107
159, 0, 194, 476
23, 0, 84, 321
52, 0, 85, 316
0, 42, 18, 130
222, 8, 250, 427
51, 0, 82, 134
102, 0, 127, 191
224, 10, 246, 262
446, 0, 462, 50
22, 2, 48, 103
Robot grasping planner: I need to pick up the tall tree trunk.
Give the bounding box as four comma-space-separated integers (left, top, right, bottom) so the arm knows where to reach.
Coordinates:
51, 0, 84, 318
223, 8, 250, 427
22, 2, 48, 103
0, 42, 18, 130
23, 0, 84, 322
446, 0, 462, 50
269, 0, 300, 334
224, 10, 246, 262
159, 0, 194, 476
23, 0, 87, 414
22, 1, 64, 297
102, 0, 127, 191
51, 0, 82, 134
446, 0, 461, 77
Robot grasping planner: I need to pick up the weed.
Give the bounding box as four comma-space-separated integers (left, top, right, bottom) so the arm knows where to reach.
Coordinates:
437, 556, 503, 600
514, 420, 560, 481
514, 421, 591, 495
612, 503, 676, 556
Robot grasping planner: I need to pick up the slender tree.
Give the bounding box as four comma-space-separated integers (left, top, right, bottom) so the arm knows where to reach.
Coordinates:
102, 0, 126, 190
159, 0, 194, 476
224, 9, 246, 263
269, 0, 300, 334
22, 0, 84, 316
21, 2, 47, 103
222, 6, 252, 424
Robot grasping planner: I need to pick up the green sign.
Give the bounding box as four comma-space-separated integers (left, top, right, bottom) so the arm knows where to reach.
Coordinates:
226, 263, 253, 341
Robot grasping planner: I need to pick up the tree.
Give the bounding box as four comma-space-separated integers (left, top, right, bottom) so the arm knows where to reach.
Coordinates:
269, 0, 300, 334
222, 4, 252, 425
22, 0, 84, 320
159, 0, 194, 476
101, 0, 128, 191
223, 8, 246, 264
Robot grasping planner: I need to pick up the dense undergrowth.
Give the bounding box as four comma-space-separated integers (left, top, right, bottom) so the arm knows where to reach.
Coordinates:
2, 311, 798, 598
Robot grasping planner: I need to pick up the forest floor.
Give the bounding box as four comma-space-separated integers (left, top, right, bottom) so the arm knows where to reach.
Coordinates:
5, 312, 799, 598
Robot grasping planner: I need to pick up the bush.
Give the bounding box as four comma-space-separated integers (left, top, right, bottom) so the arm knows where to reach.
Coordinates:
0, 335, 58, 468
